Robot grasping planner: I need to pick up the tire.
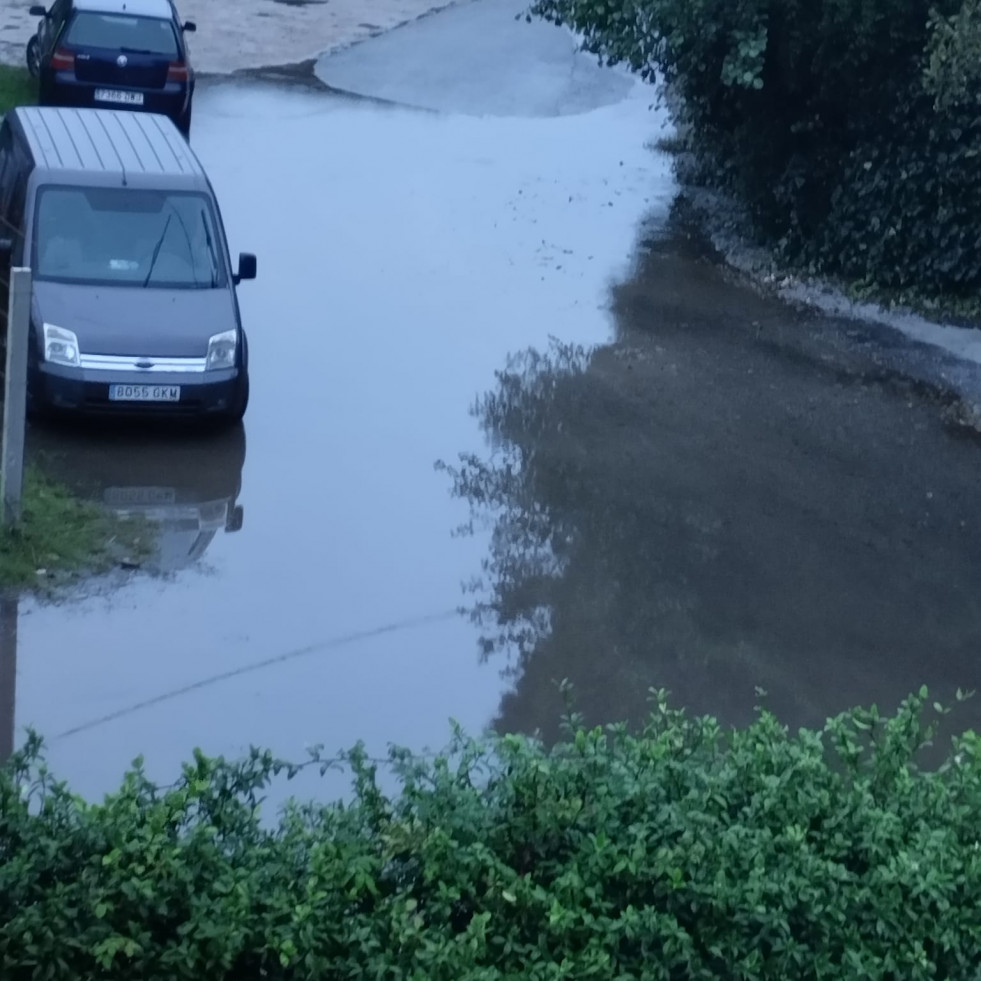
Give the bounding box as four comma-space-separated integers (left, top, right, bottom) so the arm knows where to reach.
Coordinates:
25, 385, 53, 424
177, 105, 192, 140
26, 36, 41, 79
221, 374, 249, 427
24, 349, 52, 423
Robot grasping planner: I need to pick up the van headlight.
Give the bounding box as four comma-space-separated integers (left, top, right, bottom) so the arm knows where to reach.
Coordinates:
43, 323, 80, 367
206, 329, 237, 370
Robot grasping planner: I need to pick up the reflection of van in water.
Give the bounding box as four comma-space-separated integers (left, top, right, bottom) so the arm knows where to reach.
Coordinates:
28, 423, 246, 572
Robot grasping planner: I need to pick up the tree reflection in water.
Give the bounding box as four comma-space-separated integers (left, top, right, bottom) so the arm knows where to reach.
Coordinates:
441, 339, 754, 742
441, 344, 591, 674
441, 254, 981, 747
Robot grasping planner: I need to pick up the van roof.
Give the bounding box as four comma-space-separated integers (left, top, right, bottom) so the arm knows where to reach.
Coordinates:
72, 0, 175, 18
12, 107, 208, 190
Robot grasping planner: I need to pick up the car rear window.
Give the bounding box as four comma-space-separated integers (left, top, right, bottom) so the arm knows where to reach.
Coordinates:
64, 12, 179, 57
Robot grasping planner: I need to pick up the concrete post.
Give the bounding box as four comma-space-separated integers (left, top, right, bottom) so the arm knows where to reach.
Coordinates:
0, 594, 17, 765
2, 267, 31, 527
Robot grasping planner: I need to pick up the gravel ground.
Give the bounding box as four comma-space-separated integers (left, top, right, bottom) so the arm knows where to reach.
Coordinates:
0, 0, 458, 73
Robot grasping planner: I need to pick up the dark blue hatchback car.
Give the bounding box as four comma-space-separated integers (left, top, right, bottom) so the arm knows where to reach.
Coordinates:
27, 0, 196, 137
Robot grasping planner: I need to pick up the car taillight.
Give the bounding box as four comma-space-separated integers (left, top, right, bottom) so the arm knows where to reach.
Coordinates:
50, 48, 75, 70
167, 61, 188, 82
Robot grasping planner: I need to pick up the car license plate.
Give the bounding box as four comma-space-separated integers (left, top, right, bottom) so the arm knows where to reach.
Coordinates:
109, 384, 180, 402
95, 89, 144, 106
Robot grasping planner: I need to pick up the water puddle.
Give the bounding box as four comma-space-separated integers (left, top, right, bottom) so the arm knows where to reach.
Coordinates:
4, 56, 675, 799
448, 223, 981, 750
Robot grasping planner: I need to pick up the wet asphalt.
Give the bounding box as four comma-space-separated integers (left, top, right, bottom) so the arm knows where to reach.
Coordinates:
4, 0, 981, 794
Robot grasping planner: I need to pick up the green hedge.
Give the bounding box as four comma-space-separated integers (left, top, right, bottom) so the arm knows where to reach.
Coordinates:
3, 690, 981, 978
530, 0, 981, 300
0, 66, 35, 115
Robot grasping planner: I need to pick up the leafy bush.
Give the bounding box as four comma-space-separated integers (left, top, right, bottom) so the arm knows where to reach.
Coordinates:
819, 94, 981, 294
4, 690, 981, 978
530, 0, 981, 299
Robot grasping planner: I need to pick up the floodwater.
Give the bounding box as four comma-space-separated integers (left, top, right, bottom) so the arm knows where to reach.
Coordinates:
2, 3, 675, 797
4, 0, 981, 798
463, 219, 981, 749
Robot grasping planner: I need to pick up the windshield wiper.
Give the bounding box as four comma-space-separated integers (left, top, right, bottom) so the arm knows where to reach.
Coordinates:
120, 47, 157, 55
200, 210, 218, 287
143, 213, 173, 288
169, 207, 201, 287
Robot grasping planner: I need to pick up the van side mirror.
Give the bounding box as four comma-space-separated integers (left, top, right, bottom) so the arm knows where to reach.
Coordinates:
182, 20, 197, 32
30, 5, 48, 16
234, 252, 256, 284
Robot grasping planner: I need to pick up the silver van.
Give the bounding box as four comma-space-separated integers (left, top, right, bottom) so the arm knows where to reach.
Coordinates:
0, 106, 255, 423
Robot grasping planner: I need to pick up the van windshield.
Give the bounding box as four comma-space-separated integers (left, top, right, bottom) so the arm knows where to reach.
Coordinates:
33, 186, 226, 289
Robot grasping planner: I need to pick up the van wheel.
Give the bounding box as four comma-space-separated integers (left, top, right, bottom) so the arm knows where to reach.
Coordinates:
222, 374, 249, 426
25, 385, 52, 424
24, 358, 51, 422
26, 37, 41, 78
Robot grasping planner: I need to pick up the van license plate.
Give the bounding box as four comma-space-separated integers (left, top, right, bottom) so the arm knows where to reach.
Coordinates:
95, 89, 144, 105
104, 486, 177, 506
109, 384, 180, 402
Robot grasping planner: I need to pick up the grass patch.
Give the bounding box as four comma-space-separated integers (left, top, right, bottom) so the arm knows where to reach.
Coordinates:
0, 469, 151, 588
0, 65, 36, 115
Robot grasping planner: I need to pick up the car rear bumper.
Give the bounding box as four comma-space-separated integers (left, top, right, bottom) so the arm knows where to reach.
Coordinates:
39, 74, 191, 125
35, 363, 244, 418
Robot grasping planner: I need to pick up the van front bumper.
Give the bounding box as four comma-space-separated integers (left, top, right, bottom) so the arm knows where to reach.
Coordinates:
34, 363, 243, 418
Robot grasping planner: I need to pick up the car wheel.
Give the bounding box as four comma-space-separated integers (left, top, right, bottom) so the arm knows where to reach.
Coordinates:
178, 105, 192, 140
26, 36, 41, 78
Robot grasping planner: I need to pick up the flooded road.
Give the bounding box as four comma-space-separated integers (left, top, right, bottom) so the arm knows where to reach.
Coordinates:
458, 218, 981, 747
5, 0, 981, 797
3, 3, 673, 796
